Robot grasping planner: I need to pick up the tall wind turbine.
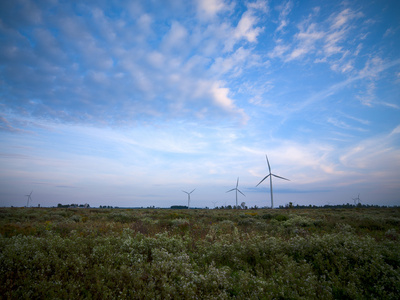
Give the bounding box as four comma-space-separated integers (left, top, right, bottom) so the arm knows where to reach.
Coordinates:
352, 194, 361, 205
25, 191, 33, 207
182, 189, 195, 209
226, 177, 245, 208
256, 155, 290, 208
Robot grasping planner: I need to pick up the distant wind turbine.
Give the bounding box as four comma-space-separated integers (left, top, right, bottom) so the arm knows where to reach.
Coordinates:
182, 189, 195, 209
352, 194, 361, 205
226, 177, 245, 208
25, 191, 33, 207
256, 155, 290, 209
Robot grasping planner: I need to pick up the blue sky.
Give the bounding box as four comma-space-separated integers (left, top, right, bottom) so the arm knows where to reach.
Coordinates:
1, 0, 399, 208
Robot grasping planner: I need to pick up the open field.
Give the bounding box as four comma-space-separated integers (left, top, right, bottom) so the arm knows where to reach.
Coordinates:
1, 207, 400, 299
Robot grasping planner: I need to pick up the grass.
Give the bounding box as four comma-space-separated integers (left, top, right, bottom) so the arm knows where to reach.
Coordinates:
1, 207, 400, 299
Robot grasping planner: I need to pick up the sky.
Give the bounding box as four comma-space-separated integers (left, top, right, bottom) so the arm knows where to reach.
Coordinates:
0, 0, 399, 208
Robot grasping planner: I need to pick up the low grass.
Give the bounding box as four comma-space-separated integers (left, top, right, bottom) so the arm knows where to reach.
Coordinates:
1, 207, 399, 299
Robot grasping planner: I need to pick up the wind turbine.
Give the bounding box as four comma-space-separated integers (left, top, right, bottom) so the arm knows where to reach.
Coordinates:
25, 191, 33, 207
226, 177, 245, 208
352, 194, 361, 205
182, 189, 195, 209
256, 155, 290, 208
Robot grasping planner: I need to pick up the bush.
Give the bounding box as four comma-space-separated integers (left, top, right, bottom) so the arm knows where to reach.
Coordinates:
273, 214, 289, 222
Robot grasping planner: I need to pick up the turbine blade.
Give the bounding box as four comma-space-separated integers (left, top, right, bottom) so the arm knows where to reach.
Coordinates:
226, 189, 235, 193
236, 177, 239, 187
182, 190, 189, 194
256, 174, 270, 186
266, 155, 271, 173
190, 188, 196, 194
272, 174, 290, 181
238, 189, 246, 196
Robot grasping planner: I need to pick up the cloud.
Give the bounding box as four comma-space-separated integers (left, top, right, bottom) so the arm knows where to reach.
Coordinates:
327, 117, 368, 132
0, 115, 22, 133
234, 11, 263, 43
196, 0, 230, 18
286, 22, 325, 61
268, 39, 290, 58
272, 5, 365, 76
340, 125, 400, 175
356, 57, 400, 108
162, 21, 189, 51
282, 56, 400, 115
210, 46, 259, 77
1, 1, 265, 126
276, 0, 293, 32
223, 2, 267, 52
390, 125, 400, 136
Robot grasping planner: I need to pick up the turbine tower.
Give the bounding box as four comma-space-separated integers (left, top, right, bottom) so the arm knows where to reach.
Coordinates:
256, 155, 290, 209
25, 191, 33, 207
226, 177, 245, 208
182, 189, 195, 209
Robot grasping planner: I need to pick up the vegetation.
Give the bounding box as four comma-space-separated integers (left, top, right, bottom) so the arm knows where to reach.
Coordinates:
1, 207, 399, 299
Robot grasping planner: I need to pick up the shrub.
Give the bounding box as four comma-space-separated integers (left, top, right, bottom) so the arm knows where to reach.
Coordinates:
273, 214, 289, 222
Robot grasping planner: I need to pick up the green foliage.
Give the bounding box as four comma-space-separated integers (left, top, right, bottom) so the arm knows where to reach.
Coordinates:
1, 207, 400, 299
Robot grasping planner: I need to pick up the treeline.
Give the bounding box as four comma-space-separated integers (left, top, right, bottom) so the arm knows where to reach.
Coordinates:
278, 202, 399, 209
57, 203, 90, 208
54, 203, 398, 210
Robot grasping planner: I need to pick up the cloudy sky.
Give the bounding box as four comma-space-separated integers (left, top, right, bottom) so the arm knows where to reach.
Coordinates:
1, 0, 399, 208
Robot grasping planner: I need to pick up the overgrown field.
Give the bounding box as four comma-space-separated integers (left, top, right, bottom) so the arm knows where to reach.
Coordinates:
1, 207, 400, 299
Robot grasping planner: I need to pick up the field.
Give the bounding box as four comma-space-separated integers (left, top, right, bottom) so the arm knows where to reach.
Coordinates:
1, 207, 400, 299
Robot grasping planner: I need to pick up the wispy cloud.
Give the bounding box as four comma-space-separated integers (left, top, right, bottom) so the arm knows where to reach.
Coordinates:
268, 4, 365, 76
196, 0, 231, 19
276, 0, 293, 32
340, 125, 400, 180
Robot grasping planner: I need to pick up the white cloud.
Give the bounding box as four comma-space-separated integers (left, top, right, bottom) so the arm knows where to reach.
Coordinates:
137, 13, 153, 33
223, 2, 266, 52
276, 0, 293, 32
197, 0, 229, 18
247, 0, 269, 13
327, 117, 367, 132
340, 126, 400, 179
277, 6, 365, 76
210, 47, 255, 76
147, 51, 165, 68
162, 21, 189, 51
190, 80, 249, 123
286, 23, 325, 61
235, 11, 263, 42
330, 8, 363, 30
390, 125, 400, 136
211, 82, 234, 110
268, 40, 290, 58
